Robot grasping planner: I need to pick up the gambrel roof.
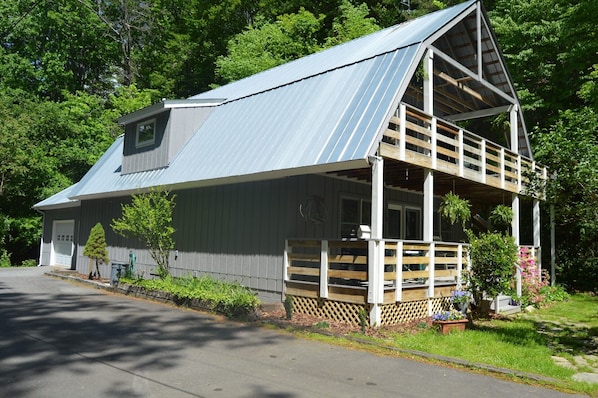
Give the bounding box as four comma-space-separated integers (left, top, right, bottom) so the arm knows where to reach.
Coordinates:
36, 0, 531, 206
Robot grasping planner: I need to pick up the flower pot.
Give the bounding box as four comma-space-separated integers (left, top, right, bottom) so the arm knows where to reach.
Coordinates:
434, 319, 468, 335
454, 301, 469, 316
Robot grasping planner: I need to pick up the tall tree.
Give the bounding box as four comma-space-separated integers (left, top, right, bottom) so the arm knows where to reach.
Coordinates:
215, 1, 381, 83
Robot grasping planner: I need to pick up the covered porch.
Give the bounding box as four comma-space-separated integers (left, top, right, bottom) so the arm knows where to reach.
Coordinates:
283, 104, 547, 326
284, 239, 541, 326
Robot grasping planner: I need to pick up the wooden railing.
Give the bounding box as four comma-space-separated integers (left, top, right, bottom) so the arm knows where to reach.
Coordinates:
284, 239, 468, 304
381, 103, 547, 198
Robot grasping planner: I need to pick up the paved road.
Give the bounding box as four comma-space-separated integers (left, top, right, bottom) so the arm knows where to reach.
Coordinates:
0, 267, 583, 398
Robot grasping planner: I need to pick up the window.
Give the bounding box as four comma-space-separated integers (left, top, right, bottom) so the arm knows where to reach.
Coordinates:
405, 206, 422, 240
340, 197, 370, 238
386, 203, 422, 240
387, 204, 402, 239
136, 119, 156, 147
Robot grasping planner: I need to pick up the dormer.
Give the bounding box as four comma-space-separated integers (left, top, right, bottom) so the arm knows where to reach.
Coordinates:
117, 98, 224, 175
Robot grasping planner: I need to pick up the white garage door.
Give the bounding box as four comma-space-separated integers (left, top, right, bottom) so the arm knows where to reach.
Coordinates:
52, 220, 75, 267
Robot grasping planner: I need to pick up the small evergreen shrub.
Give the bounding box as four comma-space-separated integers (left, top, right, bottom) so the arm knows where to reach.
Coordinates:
284, 295, 294, 320
358, 308, 368, 333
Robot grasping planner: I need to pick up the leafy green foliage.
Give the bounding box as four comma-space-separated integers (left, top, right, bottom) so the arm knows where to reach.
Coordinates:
126, 274, 260, 318
488, 205, 513, 233
284, 295, 294, 320
438, 192, 471, 228
83, 223, 110, 278
466, 231, 518, 299
112, 189, 176, 278
215, 1, 381, 83
532, 108, 598, 292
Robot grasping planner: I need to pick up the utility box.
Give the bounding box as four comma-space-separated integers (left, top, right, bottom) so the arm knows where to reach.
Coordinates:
110, 262, 129, 286
357, 225, 371, 240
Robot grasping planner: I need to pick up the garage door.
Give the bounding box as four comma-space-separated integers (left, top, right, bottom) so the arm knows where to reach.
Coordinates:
52, 220, 75, 267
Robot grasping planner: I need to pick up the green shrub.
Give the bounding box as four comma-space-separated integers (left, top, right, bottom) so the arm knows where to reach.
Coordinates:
314, 321, 330, 329
0, 249, 10, 267
466, 230, 518, 300
125, 274, 260, 318
284, 295, 294, 320
358, 308, 368, 333
20, 259, 37, 267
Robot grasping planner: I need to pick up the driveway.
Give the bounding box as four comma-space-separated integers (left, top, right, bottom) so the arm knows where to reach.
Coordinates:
0, 267, 583, 397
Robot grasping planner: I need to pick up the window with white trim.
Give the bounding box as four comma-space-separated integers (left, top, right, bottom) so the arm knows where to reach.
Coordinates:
136, 119, 156, 147
386, 203, 422, 240
340, 197, 370, 238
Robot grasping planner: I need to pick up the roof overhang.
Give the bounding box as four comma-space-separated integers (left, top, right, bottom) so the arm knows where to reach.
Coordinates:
70, 159, 370, 202
117, 98, 226, 125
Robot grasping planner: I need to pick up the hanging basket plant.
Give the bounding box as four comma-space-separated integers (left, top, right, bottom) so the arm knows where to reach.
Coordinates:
439, 192, 471, 228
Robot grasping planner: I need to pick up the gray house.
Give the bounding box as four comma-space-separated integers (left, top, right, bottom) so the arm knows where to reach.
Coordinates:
35, 0, 546, 326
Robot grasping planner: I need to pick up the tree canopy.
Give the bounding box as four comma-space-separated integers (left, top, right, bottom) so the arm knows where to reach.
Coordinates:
1, 0, 596, 290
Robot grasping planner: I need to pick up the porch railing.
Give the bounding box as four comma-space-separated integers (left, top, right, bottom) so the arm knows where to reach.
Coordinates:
285, 239, 542, 306
381, 103, 547, 198
284, 239, 469, 305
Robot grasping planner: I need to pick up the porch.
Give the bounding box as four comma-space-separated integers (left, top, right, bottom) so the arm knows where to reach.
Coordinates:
284, 239, 540, 326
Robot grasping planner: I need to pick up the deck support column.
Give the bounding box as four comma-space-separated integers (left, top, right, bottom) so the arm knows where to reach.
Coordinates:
368, 155, 384, 327
533, 199, 541, 276
423, 169, 434, 310
512, 193, 521, 303
511, 194, 520, 246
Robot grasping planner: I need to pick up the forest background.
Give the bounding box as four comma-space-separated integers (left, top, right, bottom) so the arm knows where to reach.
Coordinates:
0, 0, 596, 291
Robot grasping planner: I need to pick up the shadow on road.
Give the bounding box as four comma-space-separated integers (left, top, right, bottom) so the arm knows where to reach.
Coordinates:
0, 275, 294, 397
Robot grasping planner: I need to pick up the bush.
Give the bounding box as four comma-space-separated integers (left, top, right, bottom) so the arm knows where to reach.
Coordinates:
20, 259, 37, 267
125, 274, 260, 318
466, 231, 518, 300
0, 249, 10, 267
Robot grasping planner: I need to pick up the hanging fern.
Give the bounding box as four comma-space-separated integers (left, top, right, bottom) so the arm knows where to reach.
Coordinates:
439, 192, 471, 228
489, 205, 513, 233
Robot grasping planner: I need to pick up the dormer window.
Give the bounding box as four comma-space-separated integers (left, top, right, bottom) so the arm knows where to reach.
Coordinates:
136, 119, 156, 148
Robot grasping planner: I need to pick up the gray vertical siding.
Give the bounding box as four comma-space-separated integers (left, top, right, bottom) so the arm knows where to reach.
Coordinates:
71, 173, 425, 301
39, 207, 80, 268
121, 107, 214, 175
121, 111, 170, 174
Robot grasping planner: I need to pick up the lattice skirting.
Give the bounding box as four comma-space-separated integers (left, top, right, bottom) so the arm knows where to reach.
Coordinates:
291, 296, 453, 326
379, 297, 451, 326
291, 296, 366, 325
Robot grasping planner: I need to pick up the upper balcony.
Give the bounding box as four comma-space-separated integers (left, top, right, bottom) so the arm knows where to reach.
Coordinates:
378, 103, 547, 200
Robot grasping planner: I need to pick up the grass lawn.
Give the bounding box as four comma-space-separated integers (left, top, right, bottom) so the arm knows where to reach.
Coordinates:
317, 294, 598, 396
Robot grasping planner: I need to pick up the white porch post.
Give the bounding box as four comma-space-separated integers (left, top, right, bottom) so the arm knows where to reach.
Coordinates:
423, 169, 434, 310
511, 194, 520, 246
423, 170, 434, 242
512, 193, 521, 308
510, 105, 519, 153
533, 199, 541, 276
368, 156, 384, 326
423, 49, 434, 114
550, 204, 556, 286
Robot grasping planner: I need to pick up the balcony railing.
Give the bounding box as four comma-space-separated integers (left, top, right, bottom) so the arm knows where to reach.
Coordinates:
380, 103, 546, 198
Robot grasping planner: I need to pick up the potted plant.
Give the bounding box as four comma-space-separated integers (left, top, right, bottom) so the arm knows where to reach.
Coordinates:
432, 309, 468, 334
450, 289, 472, 315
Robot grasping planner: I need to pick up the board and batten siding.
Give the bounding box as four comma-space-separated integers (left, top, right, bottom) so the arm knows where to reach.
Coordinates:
121, 107, 214, 175
73, 173, 424, 301
39, 207, 80, 267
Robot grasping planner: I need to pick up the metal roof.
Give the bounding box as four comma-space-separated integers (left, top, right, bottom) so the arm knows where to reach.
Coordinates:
35, 0, 535, 206
33, 183, 80, 209
191, 0, 475, 105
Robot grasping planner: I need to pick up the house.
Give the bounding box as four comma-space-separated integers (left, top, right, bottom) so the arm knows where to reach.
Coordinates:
34, 0, 546, 326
